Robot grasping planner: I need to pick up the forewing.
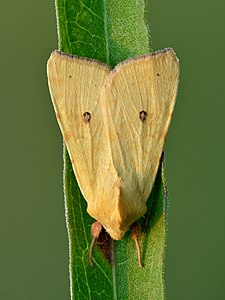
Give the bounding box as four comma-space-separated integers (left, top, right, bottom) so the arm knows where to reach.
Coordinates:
47, 51, 112, 202
101, 48, 179, 202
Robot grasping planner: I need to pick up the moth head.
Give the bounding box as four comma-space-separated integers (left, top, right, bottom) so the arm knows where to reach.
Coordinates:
86, 175, 126, 240
87, 172, 147, 240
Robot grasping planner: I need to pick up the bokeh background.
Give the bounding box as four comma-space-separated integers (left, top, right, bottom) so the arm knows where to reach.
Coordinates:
0, 0, 224, 299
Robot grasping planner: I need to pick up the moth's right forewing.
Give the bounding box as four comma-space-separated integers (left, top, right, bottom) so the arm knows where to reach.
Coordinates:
47, 51, 112, 202
100, 49, 179, 208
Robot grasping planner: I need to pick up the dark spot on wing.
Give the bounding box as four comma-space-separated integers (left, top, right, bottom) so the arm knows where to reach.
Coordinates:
139, 110, 148, 122
83, 112, 91, 123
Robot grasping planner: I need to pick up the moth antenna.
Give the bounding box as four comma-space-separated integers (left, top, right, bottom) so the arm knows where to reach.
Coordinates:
133, 236, 143, 268
89, 236, 96, 267
89, 221, 103, 267
131, 223, 143, 268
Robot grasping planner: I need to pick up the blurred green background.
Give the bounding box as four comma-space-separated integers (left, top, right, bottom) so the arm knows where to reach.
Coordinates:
0, 0, 224, 299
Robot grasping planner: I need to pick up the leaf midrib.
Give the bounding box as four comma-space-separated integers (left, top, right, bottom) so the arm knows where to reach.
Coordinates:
103, 0, 110, 64
102, 3, 118, 298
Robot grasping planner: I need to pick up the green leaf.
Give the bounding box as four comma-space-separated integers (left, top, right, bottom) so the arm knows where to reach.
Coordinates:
55, 0, 167, 299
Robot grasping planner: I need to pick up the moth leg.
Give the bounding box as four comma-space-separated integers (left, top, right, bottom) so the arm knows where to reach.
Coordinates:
131, 223, 143, 268
89, 221, 103, 267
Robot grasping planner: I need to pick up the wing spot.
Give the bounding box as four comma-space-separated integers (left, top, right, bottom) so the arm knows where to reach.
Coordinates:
83, 112, 91, 124
139, 111, 148, 122
69, 75, 72, 78
157, 73, 160, 76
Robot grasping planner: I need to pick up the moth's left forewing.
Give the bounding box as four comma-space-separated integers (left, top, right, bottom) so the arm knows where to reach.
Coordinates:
100, 48, 179, 214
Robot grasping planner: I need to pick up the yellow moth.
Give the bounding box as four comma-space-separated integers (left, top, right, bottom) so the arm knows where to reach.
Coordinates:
47, 48, 179, 267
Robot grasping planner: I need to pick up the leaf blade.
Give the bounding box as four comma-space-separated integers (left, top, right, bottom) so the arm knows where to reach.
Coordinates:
55, 0, 167, 299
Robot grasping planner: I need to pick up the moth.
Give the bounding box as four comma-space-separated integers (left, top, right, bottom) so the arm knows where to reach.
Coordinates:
47, 48, 179, 267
